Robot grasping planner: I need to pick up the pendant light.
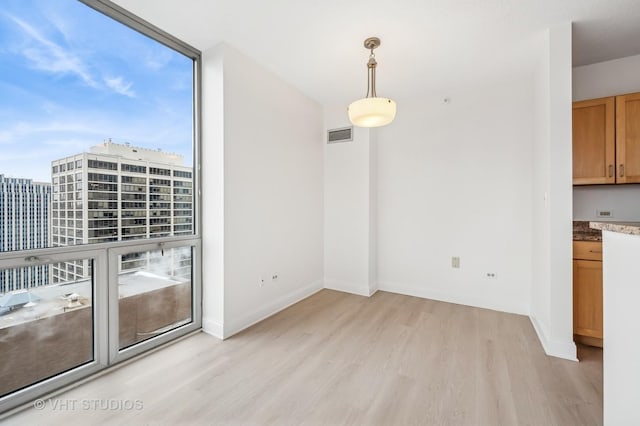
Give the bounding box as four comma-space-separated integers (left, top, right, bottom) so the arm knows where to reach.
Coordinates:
348, 37, 397, 128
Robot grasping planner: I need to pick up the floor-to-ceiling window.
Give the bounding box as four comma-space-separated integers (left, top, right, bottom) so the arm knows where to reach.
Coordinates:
0, 0, 201, 412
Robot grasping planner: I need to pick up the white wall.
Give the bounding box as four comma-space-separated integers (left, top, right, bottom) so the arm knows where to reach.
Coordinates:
547, 23, 574, 359
574, 185, 640, 221
201, 44, 324, 338
601, 230, 640, 425
530, 23, 576, 361
324, 109, 377, 296
572, 53, 640, 222
531, 30, 551, 347
201, 45, 225, 337
573, 53, 640, 101
373, 74, 533, 315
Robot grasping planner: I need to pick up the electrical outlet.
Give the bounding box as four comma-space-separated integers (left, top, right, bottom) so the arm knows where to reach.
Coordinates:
486, 272, 497, 279
451, 257, 460, 268
596, 209, 613, 218
272, 273, 278, 281
258, 277, 265, 287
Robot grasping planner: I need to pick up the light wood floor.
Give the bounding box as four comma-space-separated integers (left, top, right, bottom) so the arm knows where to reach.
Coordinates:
6, 290, 602, 425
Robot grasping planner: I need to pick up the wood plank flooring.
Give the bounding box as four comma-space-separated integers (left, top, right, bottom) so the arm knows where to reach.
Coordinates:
5, 290, 602, 425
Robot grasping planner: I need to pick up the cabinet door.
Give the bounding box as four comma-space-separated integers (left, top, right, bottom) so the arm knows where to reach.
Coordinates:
616, 92, 640, 183
573, 259, 603, 339
572, 97, 615, 185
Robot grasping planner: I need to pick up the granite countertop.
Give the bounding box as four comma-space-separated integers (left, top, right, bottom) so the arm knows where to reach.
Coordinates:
574, 221, 602, 241
590, 221, 640, 236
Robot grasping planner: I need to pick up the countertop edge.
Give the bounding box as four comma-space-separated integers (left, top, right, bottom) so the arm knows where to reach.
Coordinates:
590, 221, 640, 236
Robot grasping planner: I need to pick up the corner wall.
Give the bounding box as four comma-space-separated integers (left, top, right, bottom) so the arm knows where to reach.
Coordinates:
324, 72, 535, 315
531, 30, 551, 347
201, 45, 225, 337
530, 23, 576, 361
324, 108, 378, 296
201, 44, 324, 338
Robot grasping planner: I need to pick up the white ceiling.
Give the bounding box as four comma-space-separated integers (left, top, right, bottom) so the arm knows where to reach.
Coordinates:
113, 0, 640, 105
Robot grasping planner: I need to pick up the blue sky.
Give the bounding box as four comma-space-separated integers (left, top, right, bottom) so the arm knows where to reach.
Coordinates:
0, 0, 193, 182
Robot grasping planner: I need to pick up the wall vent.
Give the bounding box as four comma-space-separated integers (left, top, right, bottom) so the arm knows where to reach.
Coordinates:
327, 126, 353, 144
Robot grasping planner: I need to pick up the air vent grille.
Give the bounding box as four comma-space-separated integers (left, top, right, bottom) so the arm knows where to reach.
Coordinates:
327, 126, 353, 144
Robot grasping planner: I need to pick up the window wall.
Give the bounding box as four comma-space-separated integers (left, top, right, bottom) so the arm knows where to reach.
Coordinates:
0, 0, 201, 413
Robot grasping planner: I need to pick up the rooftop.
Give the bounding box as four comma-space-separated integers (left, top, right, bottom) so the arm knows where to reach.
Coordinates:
89, 139, 184, 166
0, 270, 187, 330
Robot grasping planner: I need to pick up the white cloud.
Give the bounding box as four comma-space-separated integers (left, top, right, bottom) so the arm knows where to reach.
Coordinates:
8, 15, 138, 98
104, 76, 136, 98
9, 15, 98, 88
145, 49, 173, 71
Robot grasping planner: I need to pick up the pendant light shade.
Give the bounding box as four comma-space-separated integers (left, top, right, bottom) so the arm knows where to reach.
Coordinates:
348, 97, 397, 127
348, 37, 396, 128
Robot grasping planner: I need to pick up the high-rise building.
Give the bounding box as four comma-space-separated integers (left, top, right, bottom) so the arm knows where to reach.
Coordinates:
0, 175, 51, 293
50, 140, 193, 283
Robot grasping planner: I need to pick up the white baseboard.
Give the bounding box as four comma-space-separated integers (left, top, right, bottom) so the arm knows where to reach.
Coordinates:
377, 281, 529, 316
324, 279, 372, 297
202, 318, 224, 340
223, 279, 323, 339
529, 315, 577, 361
379, 281, 577, 360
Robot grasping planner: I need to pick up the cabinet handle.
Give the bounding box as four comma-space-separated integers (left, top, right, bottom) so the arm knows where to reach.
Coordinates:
589, 250, 602, 253
609, 164, 613, 177
620, 164, 625, 177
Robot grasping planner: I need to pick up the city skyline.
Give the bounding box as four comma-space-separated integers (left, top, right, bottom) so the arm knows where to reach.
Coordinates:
0, 174, 51, 293
50, 140, 193, 283
0, 0, 194, 183
1, 139, 194, 291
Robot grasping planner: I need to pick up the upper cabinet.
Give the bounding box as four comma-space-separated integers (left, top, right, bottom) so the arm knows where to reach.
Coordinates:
573, 91, 640, 185
573, 97, 615, 185
616, 93, 640, 183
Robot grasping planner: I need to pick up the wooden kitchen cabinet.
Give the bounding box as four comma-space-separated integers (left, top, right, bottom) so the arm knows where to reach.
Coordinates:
572, 97, 615, 185
573, 91, 640, 185
573, 241, 603, 347
616, 92, 640, 183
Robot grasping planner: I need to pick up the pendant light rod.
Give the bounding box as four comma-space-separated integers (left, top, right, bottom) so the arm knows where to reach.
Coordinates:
367, 55, 377, 97
364, 37, 380, 98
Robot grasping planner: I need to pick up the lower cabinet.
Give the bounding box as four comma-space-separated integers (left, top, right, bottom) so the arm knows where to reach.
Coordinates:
573, 241, 603, 348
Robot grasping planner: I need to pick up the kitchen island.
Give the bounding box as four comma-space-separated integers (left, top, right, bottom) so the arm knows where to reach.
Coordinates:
589, 221, 640, 425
